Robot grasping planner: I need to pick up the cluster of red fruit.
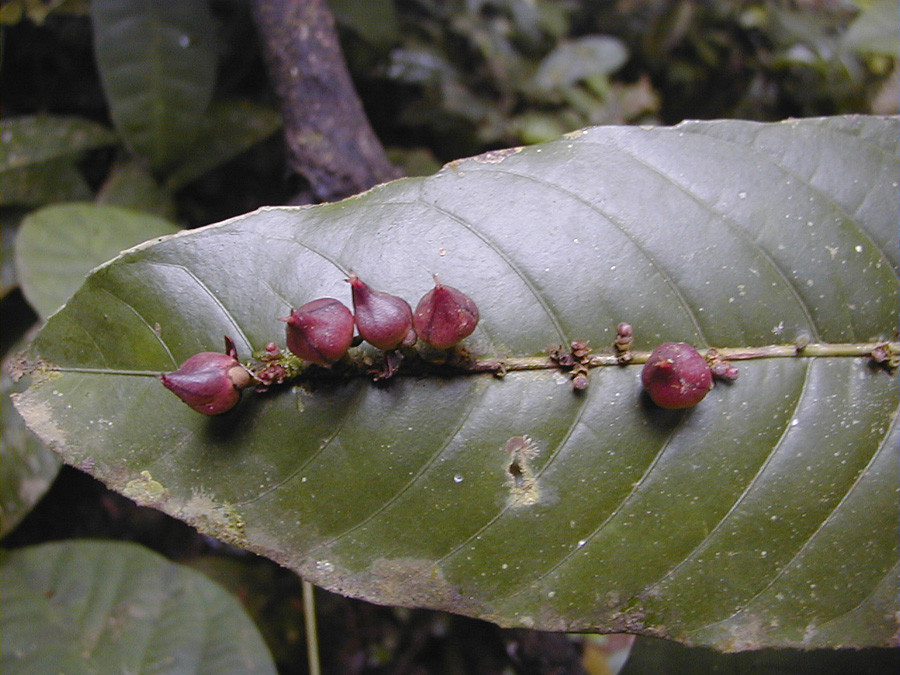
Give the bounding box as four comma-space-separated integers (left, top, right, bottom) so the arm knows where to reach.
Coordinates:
159, 273, 479, 415
160, 274, 737, 416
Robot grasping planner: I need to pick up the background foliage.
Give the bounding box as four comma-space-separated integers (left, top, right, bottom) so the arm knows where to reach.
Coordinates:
2, 0, 897, 673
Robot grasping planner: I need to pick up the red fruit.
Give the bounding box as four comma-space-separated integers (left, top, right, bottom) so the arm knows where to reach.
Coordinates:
160, 337, 251, 415
641, 342, 713, 409
348, 272, 416, 350
413, 277, 479, 349
280, 298, 354, 365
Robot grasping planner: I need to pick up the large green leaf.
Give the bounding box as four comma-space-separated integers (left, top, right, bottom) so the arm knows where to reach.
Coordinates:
92, 0, 217, 169
0, 540, 276, 674
13, 117, 899, 650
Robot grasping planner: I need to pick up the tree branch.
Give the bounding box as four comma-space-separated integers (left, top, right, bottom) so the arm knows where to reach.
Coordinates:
250, 0, 401, 202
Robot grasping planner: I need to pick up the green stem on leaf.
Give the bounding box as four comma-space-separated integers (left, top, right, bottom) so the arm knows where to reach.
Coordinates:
469, 341, 900, 374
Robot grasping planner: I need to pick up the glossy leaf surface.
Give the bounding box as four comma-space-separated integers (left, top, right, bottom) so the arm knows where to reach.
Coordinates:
15, 117, 899, 650
0, 540, 276, 674
92, 0, 216, 169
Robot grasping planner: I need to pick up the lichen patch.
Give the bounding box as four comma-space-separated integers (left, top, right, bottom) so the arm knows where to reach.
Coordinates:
122, 470, 168, 504
472, 147, 523, 164
178, 489, 247, 546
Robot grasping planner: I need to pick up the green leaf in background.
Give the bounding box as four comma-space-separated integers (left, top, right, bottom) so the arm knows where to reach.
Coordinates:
13, 117, 899, 650
0, 115, 116, 206
0, 160, 93, 207
97, 158, 178, 220
15, 203, 180, 319
163, 100, 283, 191
1, 359, 61, 538
329, 0, 400, 49
0, 540, 276, 674
532, 35, 629, 92
842, 0, 900, 57
92, 0, 217, 170
0, 116, 117, 173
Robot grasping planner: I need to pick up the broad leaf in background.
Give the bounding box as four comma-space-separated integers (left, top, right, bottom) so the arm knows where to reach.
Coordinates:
0, 540, 276, 674
92, 0, 217, 170
1, 362, 61, 538
97, 158, 179, 220
841, 0, 900, 57
163, 100, 283, 191
0, 116, 117, 172
15, 203, 180, 319
0, 116, 116, 206
14, 117, 899, 651
532, 35, 629, 92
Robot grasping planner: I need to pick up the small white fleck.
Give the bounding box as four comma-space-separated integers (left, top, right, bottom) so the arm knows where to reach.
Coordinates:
178, 34, 191, 48
453, 474, 464, 483
855, 245, 863, 252
738, 191, 747, 199
791, 419, 800, 427
577, 539, 586, 547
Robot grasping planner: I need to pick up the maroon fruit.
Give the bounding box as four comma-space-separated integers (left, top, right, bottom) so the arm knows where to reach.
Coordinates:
641, 342, 713, 409
160, 337, 251, 415
280, 297, 354, 365
413, 277, 479, 349
348, 272, 416, 351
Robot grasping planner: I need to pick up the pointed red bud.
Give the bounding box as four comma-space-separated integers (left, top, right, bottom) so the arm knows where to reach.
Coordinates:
641, 342, 713, 409
280, 298, 354, 365
348, 272, 416, 351
160, 338, 251, 415
413, 277, 479, 349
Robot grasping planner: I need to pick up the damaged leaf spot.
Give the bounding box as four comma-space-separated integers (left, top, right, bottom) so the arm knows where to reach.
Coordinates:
122, 470, 167, 504
178, 489, 247, 546
505, 436, 540, 507
473, 147, 523, 164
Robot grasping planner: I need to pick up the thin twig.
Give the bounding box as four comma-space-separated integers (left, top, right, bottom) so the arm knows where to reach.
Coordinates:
302, 579, 321, 675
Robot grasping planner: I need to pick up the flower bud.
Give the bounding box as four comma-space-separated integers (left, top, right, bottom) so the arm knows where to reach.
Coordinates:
641, 342, 713, 409
160, 337, 251, 415
280, 297, 354, 365
348, 272, 416, 351
413, 277, 479, 350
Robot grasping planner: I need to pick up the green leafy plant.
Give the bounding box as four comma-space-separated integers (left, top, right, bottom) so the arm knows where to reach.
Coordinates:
3, 1, 898, 672
12, 116, 899, 652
